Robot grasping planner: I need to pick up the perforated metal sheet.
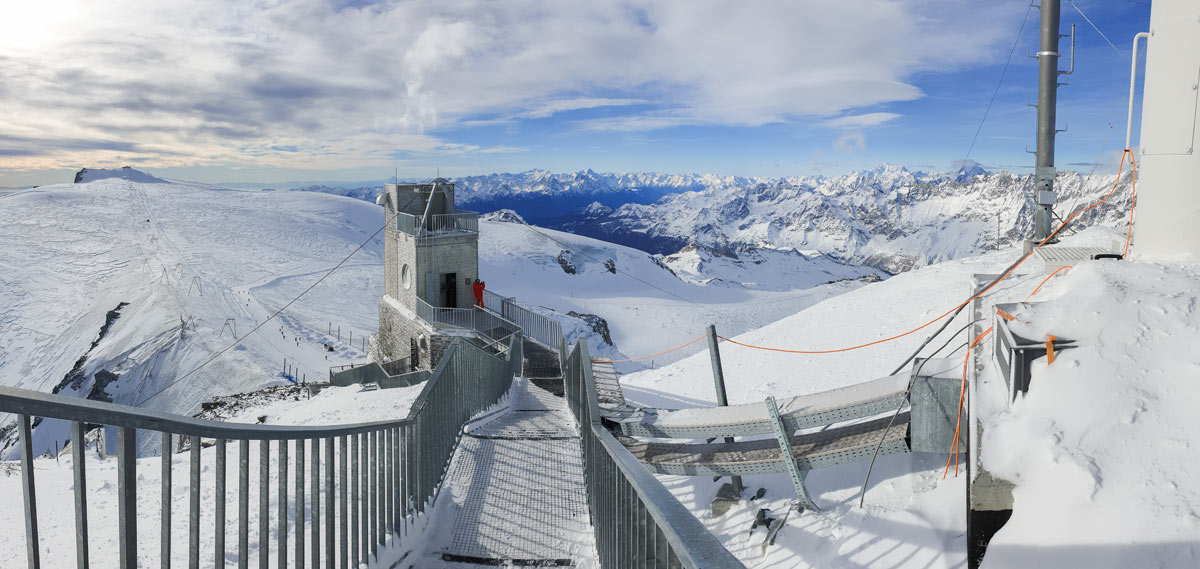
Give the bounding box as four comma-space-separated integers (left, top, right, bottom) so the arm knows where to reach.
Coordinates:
438, 382, 596, 564
1033, 246, 1108, 263
589, 361, 627, 408
615, 373, 908, 438
623, 413, 912, 476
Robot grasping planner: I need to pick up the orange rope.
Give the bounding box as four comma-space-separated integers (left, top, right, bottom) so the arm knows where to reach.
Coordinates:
718, 150, 1132, 357
591, 335, 706, 363
1027, 265, 1072, 298
1124, 151, 1138, 257
1045, 334, 1057, 365
944, 326, 994, 479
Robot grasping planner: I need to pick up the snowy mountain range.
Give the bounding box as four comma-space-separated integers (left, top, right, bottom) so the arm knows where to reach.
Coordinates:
542, 164, 1133, 274
289, 164, 1132, 275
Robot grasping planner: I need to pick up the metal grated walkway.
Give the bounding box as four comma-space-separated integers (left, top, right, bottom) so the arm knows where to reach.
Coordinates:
434, 380, 597, 566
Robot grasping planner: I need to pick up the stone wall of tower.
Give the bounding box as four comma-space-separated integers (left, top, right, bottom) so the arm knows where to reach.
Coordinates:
376, 296, 432, 367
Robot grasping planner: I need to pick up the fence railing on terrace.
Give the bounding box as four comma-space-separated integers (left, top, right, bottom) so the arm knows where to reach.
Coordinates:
395, 211, 479, 239
485, 291, 563, 351
563, 339, 745, 568
0, 333, 522, 569
415, 298, 475, 330
414, 298, 521, 343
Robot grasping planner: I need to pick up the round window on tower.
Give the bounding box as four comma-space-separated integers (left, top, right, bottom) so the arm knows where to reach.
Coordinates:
401, 264, 411, 290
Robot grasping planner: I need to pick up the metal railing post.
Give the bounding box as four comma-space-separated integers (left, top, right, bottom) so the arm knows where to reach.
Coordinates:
359, 432, 368, 564
190, 435, 201, 569
259, 441, 269, 569
378, 428, 386, 546
216, 438, 227, 568
118, 427, 137, 569
339, 436, 349, 569
277, 439, 287, 569
390, 427, 398, 535
325, 437, 335, 569
239, 439, 250, 569
350, 434, 359, 569
161, 433, 171, 569
311, 437, 320, 568
367, 429, 376, 556
74, 421, 91, 569
19, 414, 41, 569
385, 428, 394, 538
296, 438, 305, 569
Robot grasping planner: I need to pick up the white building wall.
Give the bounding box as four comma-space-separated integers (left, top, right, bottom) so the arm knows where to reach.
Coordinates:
1134, 0, 1200, 257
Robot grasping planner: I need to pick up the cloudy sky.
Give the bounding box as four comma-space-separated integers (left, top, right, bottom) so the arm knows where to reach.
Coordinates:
0, 0, 1150, 187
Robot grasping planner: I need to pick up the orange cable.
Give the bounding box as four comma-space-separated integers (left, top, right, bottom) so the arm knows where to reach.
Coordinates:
1045, 334, 1057, 365
591, 335, 706, 363
1124, 151, 1138, 257
1027, 265, 1072, 299
944, 326, 993, 479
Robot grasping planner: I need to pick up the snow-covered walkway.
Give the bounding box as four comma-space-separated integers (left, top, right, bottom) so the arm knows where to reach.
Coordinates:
426, 380, 599, 566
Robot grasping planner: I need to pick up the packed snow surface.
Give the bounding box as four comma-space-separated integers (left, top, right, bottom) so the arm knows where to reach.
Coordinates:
0, 178, 383, 457
2, 169, 1189, 568
0, 175, 873, 458
620, 228, 1198, 568
980, 259, 1200, 568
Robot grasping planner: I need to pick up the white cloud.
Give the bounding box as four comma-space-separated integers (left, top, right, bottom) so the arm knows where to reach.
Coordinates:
820, 113, 903, 130
0, 0, 1024, 171
834, 132, 867, 153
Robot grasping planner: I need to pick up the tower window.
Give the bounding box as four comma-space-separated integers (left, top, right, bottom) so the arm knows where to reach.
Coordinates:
401, 264, 411, 289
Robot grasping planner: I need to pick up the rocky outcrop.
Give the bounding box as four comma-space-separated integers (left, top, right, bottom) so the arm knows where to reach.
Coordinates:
557, 250, 578, 274
567, 311, 613, 346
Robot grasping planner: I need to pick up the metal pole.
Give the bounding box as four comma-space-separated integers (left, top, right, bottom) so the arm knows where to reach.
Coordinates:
311, 438, 320, 568
278, 441, 287, 569
239, 439, 250, 569
296, 439, 305, 569
19, 415, 41, 569
259, 441, 269, 569
705, 325, 743, 494
75, 422, 91, 569
339, 436, 349, 569
118, 428, 137, 569
1033, 0, 1062, 241
190, 436, 201, 569
325, 437, 335, 569
216, 438, 227, 568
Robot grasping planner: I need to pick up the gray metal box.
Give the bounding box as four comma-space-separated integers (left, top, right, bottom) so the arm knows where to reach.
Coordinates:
909, 357, 965, 454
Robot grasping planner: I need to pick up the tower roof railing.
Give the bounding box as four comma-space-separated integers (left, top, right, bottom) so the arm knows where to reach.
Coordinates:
395, 210, 479, 239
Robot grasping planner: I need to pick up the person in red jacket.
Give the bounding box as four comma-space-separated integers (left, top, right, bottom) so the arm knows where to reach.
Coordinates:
472, 279, 484, 308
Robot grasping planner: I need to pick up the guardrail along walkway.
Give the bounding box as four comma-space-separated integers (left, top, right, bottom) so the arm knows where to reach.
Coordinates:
594, 365, 914, 479
435, 380, 598, 565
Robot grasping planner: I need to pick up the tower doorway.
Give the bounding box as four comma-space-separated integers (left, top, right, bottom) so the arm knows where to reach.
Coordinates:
440, 272, 457, 308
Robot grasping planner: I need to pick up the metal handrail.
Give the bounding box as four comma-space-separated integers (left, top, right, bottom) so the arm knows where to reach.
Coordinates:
564, 339, 745, 568
428, 212, 479, 234
415, 297, 474, 329
1, 332, 523, 569
395, 211, 479, 238
486, 290, 564, 352
414, 298, 522, 343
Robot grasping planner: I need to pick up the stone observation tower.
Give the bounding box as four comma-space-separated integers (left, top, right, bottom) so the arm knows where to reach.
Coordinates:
370, 178, 481, 370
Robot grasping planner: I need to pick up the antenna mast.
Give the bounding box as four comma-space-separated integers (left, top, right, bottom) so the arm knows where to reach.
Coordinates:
1033, 0, 1066, 242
